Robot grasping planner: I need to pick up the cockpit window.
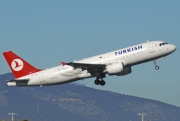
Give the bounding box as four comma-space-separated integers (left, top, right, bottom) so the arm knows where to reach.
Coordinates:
159, 42, 168, 46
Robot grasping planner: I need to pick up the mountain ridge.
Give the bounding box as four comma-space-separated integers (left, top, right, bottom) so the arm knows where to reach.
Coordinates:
0, 73, 180, 121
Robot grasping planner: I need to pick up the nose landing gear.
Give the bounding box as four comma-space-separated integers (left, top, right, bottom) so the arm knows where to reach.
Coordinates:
155, 66, 159, 70
154, 61, 159, 70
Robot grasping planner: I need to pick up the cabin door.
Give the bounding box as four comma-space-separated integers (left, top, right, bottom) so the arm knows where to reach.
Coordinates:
148, 43, 155, 53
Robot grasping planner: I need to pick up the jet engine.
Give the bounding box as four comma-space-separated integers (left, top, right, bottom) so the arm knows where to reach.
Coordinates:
116, 66, 131, 76
105, 62, 131, 76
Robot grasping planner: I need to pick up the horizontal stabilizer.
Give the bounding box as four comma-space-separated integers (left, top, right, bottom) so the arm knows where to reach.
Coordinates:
7, 79, 29, 83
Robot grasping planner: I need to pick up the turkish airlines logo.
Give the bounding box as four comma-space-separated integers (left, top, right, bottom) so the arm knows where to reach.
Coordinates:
11, 59, 24, 71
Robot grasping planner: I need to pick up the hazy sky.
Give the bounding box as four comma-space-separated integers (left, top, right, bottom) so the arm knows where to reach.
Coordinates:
0, 1, 179, 106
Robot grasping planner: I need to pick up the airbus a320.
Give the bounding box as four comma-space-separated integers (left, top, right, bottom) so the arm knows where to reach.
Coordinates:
3, 40, 176, 87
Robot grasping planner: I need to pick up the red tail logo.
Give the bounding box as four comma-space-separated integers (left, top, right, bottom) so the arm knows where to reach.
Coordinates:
3, 51, 41, 78
11, 59, 24, 71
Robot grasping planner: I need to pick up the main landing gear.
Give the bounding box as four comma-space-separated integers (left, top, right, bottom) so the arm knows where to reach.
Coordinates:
94, 79, 106, 86
153, 60, 159, 70
94, 73, 106, 86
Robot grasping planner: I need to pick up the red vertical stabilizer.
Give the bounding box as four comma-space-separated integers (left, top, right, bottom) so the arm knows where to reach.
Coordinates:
3, 51, 41, 78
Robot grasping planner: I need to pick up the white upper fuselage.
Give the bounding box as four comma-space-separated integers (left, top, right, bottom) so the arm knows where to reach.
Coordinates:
7, 41, 176, 86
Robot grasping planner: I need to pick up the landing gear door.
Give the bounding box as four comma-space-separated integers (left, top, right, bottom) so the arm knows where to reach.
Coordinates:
39, 72, 45, 84
148, 42, 155, 53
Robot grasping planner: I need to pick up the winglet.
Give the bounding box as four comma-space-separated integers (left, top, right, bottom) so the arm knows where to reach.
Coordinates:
61, 62, 66, 66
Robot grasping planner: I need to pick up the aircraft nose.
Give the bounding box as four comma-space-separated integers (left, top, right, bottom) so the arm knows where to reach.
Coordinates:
170, 44, 176, 52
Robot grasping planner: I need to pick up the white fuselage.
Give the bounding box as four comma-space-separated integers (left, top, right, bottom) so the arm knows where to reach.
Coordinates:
7, 41, 176, 86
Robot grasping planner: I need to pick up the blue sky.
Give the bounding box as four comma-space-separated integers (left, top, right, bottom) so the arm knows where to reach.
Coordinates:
0, 1, 179, 106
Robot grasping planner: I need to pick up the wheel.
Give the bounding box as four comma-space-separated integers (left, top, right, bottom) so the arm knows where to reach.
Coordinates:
94, 79, 100, 85
155, 66, 159, 70
100, 80, 106, 86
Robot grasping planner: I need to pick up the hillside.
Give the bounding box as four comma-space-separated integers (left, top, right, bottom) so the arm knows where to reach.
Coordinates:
0, 73, 180, 121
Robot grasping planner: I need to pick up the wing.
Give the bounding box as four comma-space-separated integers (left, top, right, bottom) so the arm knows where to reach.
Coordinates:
62, 62, 106, 73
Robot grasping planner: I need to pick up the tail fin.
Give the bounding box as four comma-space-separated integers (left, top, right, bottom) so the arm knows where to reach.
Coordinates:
3, 51, 41, 78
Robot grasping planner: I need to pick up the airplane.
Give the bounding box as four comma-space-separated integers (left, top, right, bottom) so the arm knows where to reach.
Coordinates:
3, 40, 176, 87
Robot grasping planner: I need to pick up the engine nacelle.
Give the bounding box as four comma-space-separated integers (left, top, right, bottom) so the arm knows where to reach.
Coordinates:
116, 66, 131, 76
106, 63, 124, 75
105, 62, 132, 76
